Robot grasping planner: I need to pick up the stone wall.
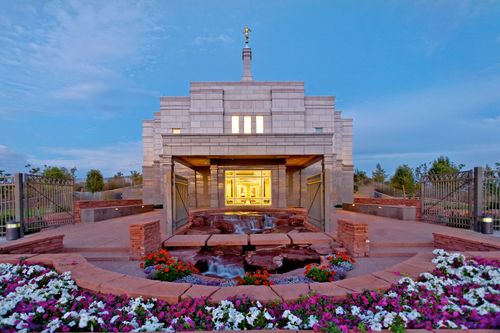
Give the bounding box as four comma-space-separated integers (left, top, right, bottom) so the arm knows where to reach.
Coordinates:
129, 220, 161, 260
0, 234, 64, 254
354, 198, 421, 220
74, 199, 143, 224
336, 219, 369, 257
433, 233, 500, 252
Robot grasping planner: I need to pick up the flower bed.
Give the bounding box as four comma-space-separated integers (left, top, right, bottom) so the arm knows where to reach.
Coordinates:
142, 249, 199, 282
0, 250, 499, 332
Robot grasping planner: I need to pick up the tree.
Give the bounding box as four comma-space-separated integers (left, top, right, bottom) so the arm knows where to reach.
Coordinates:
41, 166, 73, 181
372, 163, 387, 183
25, 164, 40, 175
485, 164, 495, 178
428, 156, 464, 175
353, 168, 369, 192
354, 169, 369, 184
86, 169, 104, 193
391, 164, 416, 198
130, 170, 143, 185
106, 171, 130, 190
414, 162, 429, 182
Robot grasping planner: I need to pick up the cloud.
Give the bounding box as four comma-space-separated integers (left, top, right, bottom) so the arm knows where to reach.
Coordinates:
0, 1, 164, 112
348, 75, 500, 172
51, 82, 109, 100
193, 34, 233, 45
0, 145, 29, 173
30, 142, 143, 177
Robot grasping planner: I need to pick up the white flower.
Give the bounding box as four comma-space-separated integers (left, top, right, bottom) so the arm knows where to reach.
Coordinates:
335, 306, 345, 315
307, 315, 318, 328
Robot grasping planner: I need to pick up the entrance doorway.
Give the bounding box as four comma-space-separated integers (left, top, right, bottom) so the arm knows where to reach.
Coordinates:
225, 170, 271, 206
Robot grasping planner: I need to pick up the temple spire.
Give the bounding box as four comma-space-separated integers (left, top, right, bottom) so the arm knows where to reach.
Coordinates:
241, 26, 253, 81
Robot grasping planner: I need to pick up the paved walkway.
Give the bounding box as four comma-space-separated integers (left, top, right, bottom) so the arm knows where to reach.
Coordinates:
37, 210, 162, 250
27, 208, 498, 251
331, 209, 499, 244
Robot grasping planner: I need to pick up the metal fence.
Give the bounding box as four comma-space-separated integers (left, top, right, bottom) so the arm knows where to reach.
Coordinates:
421, 167, 499, 231
0, 176, 15, 237
24, 174, 74, 233
0, 173, 75, 237
483, 175, 500, 231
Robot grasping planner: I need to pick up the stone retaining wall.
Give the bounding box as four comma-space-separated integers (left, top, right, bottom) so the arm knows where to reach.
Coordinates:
433, 232, 500, 251
0, 234, 64, 254
337, 219, 369, 257
1, 250, 498, 306
0, 251, 441, 304
74, 199, 143, 223
354, 198, 421, 220
343, 203, 416, 221
81, 204, 154, 223
129, 220, 161, 260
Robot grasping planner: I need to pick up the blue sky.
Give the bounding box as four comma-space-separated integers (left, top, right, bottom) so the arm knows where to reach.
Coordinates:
0, 0, 499, 178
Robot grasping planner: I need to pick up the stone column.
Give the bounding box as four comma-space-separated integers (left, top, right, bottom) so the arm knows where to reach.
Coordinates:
210, 164, 219, 208
323, 154, 335, 232
160, 155, 174, 237
278, 164, 287, 207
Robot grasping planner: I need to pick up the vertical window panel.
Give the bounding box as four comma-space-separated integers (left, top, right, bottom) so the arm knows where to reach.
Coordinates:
232, 116, 239, 134
256, 116, 264, 133
244, 116, 252, 134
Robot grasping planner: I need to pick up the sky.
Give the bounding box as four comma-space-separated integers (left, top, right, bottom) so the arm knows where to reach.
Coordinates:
0, 0, 499, 178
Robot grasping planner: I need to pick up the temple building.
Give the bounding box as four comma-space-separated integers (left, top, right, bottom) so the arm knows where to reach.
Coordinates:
142, 32, 353, 235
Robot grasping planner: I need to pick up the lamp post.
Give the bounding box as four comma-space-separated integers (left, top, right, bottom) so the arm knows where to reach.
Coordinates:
480, 215, 493, 234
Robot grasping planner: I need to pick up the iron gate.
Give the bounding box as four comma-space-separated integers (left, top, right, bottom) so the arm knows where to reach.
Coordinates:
0, 175, 15, 237
173, 174, 189, 230
24, 174, 74, 233
483, 174, 500, 231
306, 173, 323, 230
421, 171, 473, 228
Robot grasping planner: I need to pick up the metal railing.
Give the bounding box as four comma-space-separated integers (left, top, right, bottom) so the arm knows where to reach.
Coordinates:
0, 176, 15, 237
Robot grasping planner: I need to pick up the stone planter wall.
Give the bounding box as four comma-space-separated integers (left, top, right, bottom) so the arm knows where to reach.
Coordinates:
0, 234, 64, 254
353, 198, 421, 220
337, 219, 369, 257
129, 220, 161, 260
74, 199, 144, 223
433, 232, 500, 251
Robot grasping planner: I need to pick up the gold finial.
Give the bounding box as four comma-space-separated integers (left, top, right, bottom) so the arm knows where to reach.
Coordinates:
244, 26, 251, 44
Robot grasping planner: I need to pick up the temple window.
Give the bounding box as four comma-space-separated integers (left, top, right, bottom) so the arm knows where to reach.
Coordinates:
232, 116, 240, 133
244, 116, 252, 134
256, 116, 264, 133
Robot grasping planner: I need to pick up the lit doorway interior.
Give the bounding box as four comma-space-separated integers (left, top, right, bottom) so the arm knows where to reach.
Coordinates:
225, 170, 271, 205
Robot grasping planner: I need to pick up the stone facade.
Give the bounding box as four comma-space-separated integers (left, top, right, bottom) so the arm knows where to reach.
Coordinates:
143, 45, 353, 235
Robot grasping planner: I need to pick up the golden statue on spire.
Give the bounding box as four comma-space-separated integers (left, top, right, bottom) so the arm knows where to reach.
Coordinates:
244, 26, 251, 44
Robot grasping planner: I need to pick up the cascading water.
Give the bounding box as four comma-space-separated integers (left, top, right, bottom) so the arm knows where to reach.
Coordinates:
202, 256, 245, 279
263, 214, 275, 229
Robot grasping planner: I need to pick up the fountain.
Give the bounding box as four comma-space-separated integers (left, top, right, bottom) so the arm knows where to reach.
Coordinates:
186, 208, 310, 235
263, 214, 274, 229
201, 256, 245, 279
